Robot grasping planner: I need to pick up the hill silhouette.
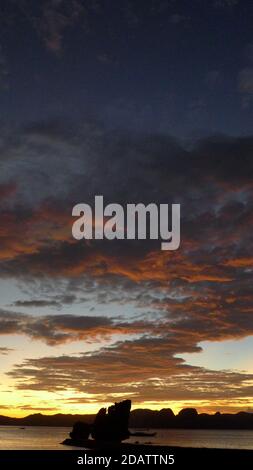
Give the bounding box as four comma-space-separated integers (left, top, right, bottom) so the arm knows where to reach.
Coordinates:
1, 408, 253, 429
130, 408, 253, 429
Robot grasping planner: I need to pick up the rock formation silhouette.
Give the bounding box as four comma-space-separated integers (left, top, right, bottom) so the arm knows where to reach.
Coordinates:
69, 421, 91, 440
91, 399, 131, 442
62, 399, 132, 447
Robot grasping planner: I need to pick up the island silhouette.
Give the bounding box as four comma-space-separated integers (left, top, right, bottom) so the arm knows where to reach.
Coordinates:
1, 400, 253, 430
60, 400, 253, 449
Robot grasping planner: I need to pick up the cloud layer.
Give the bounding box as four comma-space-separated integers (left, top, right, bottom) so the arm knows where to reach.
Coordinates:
1, 121, 253, 406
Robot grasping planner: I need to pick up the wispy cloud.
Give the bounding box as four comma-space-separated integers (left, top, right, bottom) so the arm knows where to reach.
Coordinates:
0, 347, 13, 355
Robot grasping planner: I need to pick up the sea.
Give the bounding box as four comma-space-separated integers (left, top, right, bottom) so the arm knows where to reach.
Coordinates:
0, 426, 253, 450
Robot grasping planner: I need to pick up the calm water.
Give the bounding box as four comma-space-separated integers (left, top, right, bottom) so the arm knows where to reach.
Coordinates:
0, 426, 253, 450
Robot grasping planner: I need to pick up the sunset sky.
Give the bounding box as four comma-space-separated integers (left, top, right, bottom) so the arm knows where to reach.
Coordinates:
1, 0, 253, 418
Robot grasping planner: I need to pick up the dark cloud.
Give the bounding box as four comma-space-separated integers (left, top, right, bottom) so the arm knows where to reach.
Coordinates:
11, 293, 78, 308
1, 123, 253, 210
0, 347, 13, 355
18, 405, 57, 411
12, 299, 60, 308
8, 337, 253, 403
0, 310, 151, 345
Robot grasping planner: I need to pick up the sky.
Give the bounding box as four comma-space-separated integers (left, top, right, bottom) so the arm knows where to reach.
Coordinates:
0, 0, 253, 417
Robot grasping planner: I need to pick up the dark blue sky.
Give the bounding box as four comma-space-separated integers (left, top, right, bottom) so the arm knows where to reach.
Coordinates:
1, 0, 253, 137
